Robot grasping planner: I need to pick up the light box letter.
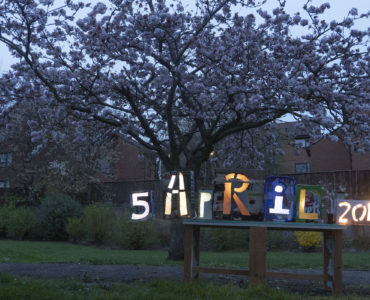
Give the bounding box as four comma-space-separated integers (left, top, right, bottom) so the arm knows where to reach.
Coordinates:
223, 173, 251, 216
199, 190, 213, 219
336, 200, 370, 226
130, 191, 153, 221
295, 185, 321, 221
264, 176, 295, 222
164, 171, 192, 218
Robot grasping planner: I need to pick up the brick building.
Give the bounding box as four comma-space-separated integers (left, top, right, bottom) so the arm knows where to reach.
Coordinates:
101, 141, 157, 183
276, 136, 369, 174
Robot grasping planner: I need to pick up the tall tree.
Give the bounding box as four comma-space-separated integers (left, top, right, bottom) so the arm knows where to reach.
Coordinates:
0, 98, 117, 201
1, 0, 369, 258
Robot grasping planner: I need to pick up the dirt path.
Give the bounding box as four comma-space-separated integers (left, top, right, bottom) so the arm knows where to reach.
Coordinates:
0, 263, 369, 296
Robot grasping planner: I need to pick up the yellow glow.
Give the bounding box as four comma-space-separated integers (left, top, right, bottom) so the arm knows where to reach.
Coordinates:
199, 192, 212, 218
179, 172, 185, 190
352, 204, 367, 222
299, 189, 319, 220
179, 191, 188, 216
338, 202, 351, 224
164, 172, 189, 216
168, 174, 176, 189
164, 192, 173, 215
131, 192, 150, 220
223, 173, 250, 216
368, 204, 370, 221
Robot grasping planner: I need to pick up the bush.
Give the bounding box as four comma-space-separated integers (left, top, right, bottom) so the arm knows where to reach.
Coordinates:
201, 228, 249, 251
6, 207, 37, 239
83, 205, 116, 244
267, 231, 298, 251
66, 217, 85, 243
294, 231, 322, 252
0, 206, 12, 237
118, 215, 160, 250
38, 194, 83, 241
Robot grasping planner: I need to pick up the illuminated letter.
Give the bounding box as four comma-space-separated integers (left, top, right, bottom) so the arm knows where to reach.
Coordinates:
164, 172, 189, 216
269, 185, 290, 215
368, 204, 370, 221
131, 192, 150, 220
223, 173, 250, 216
352, 204, 367, 222
298, 189, 319, 220
338, 202, 351, 224
199, 191, 212, 218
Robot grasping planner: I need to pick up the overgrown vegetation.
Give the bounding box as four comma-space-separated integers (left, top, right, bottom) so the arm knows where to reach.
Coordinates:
5, 207, 38, 240
82, 205, 116, 244
38, 194, 83, 240
118, 217, 160, 250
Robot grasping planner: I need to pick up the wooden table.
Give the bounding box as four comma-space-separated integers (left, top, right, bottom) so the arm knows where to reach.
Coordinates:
183, 219, 346, 296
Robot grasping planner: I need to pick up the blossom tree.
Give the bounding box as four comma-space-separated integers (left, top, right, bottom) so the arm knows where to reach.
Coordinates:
0, 97, 117, 201
1, 0, 369, 258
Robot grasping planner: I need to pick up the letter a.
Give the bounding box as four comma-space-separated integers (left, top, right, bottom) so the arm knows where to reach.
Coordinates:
164, 172, 189, 216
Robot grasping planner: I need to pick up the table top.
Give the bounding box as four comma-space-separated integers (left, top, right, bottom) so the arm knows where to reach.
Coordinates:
183, 219, 347, 231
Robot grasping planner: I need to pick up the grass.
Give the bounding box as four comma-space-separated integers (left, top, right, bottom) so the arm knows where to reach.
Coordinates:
0, 272, 365, 300
0, 239, 369, 270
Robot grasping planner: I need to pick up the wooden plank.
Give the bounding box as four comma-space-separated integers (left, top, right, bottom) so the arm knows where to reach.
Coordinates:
193, 266, 249, 276
333, 230, 343, 296
266, 271, 331, 281
183, 219, 347, 231
249, 227, 267, 286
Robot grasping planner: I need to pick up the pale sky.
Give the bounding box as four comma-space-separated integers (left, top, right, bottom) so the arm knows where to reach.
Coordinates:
0, 0, 369, 73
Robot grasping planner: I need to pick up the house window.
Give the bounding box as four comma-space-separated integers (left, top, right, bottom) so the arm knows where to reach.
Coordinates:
295, 138, 309, 148
0, 180, 10, 188
295, 163, 310, 174
0, 153, 12, 167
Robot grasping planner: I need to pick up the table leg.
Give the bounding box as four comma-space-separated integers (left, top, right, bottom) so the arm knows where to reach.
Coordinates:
323, 230, 343, 296
333, 230, 343, 296
323, 231, 330, 290
249, 227, 267, 285
184, 225, 200, 281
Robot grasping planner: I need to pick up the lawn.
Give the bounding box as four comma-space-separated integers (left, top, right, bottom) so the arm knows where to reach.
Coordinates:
0, 272, 364, 300
0, 239, 369, 270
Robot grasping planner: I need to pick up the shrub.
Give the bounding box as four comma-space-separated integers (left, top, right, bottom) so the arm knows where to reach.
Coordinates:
118, 215, 160, 250
267, 230, 298, 251
38, 194, 83, 241
0, 206, 12, 237
6, 207, 37, 239
294, 231, 322, 252
66, 217, 85, 243
201, 228, 249, 251
83, 205, 116, 244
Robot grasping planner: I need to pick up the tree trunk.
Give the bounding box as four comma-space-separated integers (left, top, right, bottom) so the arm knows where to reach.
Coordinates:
167, 219, 185, 260
165, 162, 202, 260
